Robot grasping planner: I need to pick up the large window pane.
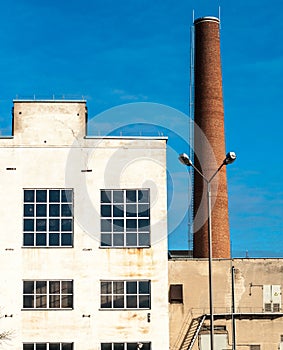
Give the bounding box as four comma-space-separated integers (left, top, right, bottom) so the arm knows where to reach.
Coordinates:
138, 190, 149, 203
24, 190, 34, 202
61, 295, 73, 308
49, 281, 60, 294
101, 282, 111, 294
101, 295, 112, 308
23, 345, 34, 350
36, 281, 47, 294
101, 219, 111, 232
114, 344, 124, 350
101, 234, 111, 246
49, 219, 59, 231
49, 233, 60, 246
113, 190, 124, 203
23, 295, 34, 308
101, 190, 111, 203
49, 344, 60, 350
36, 219, 47, 231
126, 295, 137, 308
62, 281, 73, 294
24, 204, 34, 217
36, 295, 47, 308
24, 233, 34, 246
49, 204, 60, 217
36, 233, 46, 246
126, 190, 136, 203
36, 204, 47, 217
113, 205, 124, 217
24, 219, 34, 231
36, 344, 47, 350
61, 204, 72, 217
23, 281, 34, 294
49, 295, 60, 308
139, 281, 150, 294
49, 190, 60, 202
62, 345, 73, 350
126, 282, 137, 294
126, 233, 137, 247
61, 233, 72, 246
62, 344, 73, 350
61, 219, 72, 231
139, 295, 150, 308
62, 190, 72, 203
113, 295, 124, 308
36, 190, 47, 203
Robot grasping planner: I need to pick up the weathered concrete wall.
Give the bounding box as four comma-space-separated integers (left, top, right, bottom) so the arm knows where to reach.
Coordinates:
169, 258, 283, 350
0, 101, 169, 349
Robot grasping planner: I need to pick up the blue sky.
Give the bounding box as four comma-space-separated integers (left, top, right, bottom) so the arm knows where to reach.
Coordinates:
0, 0, 282, 257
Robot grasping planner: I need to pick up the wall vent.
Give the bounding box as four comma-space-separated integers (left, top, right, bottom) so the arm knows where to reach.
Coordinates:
250, 345, 260, 350
169, 284, 183, 303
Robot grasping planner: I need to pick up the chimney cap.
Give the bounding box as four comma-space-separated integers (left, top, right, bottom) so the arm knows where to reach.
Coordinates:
194, 16, 219, 25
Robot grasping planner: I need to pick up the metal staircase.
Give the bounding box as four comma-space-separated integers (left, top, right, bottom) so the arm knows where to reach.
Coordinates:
179, 315, 207, 350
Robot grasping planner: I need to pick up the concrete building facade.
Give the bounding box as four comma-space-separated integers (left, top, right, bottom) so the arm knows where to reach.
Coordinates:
0, 100, 169, 349
169, 257, 283, 350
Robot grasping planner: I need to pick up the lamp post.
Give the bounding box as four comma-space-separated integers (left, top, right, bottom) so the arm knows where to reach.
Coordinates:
178, 151, 236, 350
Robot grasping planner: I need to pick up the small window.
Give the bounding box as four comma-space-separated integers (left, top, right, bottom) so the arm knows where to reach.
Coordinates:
250, 346, 260, 350
264, 303, 272, 312
169, 284, 183, 303
101, 343, 151, 350
23, 344, 73, 350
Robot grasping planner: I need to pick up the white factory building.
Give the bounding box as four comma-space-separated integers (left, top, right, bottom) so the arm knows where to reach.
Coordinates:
0, 100, 169, 350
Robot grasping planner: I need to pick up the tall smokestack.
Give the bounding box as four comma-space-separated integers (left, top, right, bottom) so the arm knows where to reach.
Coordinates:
193, 17, 230, 259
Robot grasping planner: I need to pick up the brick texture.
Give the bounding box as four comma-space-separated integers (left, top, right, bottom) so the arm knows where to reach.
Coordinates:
193, 17, 231, 259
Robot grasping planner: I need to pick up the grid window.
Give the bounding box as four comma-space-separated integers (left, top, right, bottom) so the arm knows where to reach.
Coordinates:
23, 344, 73, 350
100, 280, 150, 309
101, 189, 150, 247
101, 343, 151, 350
23, 189, 73, 247
23, 280, 73, 309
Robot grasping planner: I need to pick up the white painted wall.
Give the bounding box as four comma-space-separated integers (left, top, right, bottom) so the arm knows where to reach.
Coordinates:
0, 101, 169, 349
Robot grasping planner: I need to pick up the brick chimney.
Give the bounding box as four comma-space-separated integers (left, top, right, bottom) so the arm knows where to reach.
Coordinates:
193, 17, 230, 259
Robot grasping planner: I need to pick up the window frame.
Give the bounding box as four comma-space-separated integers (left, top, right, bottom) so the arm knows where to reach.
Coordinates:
23, 280, 73, 310
23, 343, 74, 350
100, 189, 150, 248
23, 188, 74, 248
100, 280, 151, 310
101, 342, 151, 350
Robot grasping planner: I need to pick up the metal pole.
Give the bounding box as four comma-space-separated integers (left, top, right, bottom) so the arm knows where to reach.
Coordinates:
207, 182, 214, 350
231, 266, 236, 350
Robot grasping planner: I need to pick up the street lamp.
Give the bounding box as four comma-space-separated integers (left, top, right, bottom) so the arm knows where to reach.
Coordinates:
178, 151, 236, 350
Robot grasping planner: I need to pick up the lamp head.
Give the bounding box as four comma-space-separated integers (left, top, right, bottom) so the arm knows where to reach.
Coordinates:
224, 151, 236, 165
178, 153, 193, 166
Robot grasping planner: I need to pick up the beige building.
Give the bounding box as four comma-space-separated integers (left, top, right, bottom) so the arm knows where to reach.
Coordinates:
169, 255, 283, 350
0, 100, 169, 350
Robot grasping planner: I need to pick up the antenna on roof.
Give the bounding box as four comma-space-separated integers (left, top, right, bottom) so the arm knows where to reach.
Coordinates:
192, 9, 195, 23
218, 6, 221, 29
